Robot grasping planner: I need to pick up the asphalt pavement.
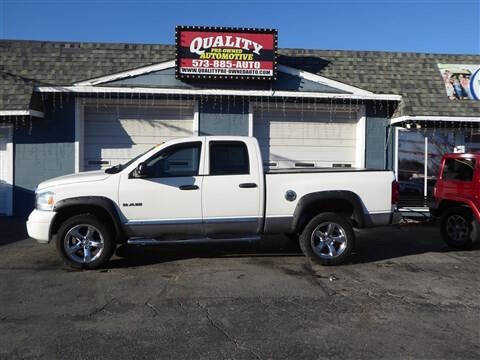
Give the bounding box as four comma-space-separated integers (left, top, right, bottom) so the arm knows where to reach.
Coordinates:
0, 218, 479, 359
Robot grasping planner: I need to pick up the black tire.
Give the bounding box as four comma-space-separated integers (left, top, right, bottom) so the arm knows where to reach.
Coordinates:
299, 212, 354, 266
440, 206, 479, 250
56, 214, 116, 270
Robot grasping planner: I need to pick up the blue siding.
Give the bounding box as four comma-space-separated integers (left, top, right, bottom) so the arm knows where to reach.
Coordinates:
365, 104, 393, 170
13, 96, 75, 216
106, 68, 348, 93
365, 116, 388, 169
106, 68, 189, 88
199, 97, 249, 136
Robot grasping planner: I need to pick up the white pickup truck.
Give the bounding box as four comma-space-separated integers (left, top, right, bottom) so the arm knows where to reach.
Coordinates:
27, 136, 400, 269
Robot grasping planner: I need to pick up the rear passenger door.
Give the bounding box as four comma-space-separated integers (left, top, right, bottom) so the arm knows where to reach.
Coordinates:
202, 140, 262, 236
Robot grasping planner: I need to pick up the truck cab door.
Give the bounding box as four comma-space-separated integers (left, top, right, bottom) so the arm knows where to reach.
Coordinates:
201, 140, 263, 236
119, 141, 205, 238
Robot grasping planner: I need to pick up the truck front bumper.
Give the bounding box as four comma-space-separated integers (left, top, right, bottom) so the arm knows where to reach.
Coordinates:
26, 210, 56, 244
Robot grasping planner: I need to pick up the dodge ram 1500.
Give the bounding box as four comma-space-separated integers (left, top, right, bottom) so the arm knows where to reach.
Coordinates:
27, 136, 400, 269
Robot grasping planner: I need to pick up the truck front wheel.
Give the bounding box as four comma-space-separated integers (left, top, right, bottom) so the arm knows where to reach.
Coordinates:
56, 214, 116, 270
440, 207, 479, 250
300, 213, 354, 266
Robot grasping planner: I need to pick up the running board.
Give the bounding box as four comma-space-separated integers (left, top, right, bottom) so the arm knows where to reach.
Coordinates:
127, 236, 261, 246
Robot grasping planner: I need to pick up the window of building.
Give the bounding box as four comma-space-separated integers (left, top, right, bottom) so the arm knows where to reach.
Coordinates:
210, 141, 249, 175
442, 158, 476, 182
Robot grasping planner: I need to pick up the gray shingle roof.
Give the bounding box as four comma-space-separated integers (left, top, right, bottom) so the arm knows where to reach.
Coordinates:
1, 39, 480, 118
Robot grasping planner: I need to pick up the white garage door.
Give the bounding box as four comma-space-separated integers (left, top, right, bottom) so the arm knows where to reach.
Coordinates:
84, 103, 195, 171
253, 105, 364, 168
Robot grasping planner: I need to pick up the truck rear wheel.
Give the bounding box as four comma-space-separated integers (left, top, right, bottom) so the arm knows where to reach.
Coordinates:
300, 213, 354, 266
440, 207, 479, 250
56, 214, 116, 270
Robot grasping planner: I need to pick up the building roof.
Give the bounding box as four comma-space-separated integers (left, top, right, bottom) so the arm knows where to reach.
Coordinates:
1, 39, 480, 118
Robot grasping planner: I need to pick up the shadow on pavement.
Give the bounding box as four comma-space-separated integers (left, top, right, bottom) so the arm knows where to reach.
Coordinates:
110, 238, 304, 269
109, 223, 473, 269
349, 223, 454, 265
0, 217, 28, 246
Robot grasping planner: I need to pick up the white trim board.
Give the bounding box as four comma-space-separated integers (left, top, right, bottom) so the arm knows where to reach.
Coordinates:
277, 64, 373, 95
0, 109, 45, 118
0, 125, 13, 216
74, 60, 176, 86
74, 98, 84, 173
248, 103, 253, 137
193, 101, 199, 136
394, 126, 399, 180
355, 105, 366, 168
391, 115, 480, 125
36, 85, 402, 102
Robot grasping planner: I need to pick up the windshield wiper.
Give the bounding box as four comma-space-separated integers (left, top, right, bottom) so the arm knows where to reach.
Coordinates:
105, 164, 123, 174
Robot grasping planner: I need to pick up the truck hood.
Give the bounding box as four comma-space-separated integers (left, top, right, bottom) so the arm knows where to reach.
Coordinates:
37, 170, 110, 191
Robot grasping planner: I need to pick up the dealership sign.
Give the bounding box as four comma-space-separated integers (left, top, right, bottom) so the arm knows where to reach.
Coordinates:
175, 26, 277, 80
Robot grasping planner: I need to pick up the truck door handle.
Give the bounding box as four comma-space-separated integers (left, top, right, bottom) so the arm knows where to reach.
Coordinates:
179, 185, 199, 190
239, 183, 257, 188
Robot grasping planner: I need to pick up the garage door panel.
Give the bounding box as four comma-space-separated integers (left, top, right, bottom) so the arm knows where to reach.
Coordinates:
253, 105, 360, 168
258, 137, 356, 147
84, 105, 193, 117
85, 119, 193, 137
262, 146, 356, 162
84, 136, 178, 158
253, 109, 356, 123
84, 105, 194, 171
254, 124, 356, 139
85, 135, 184, 146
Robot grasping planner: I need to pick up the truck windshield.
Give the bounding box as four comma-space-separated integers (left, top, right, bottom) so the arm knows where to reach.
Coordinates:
105, 146, 156, 174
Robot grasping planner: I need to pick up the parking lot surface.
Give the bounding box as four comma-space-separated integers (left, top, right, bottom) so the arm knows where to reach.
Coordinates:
0, 219, 479, 359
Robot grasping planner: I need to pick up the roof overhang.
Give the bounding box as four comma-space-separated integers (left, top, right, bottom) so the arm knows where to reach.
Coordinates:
391, 115, 480, 127
0, 109, 45, 118
35, 85, 402, 102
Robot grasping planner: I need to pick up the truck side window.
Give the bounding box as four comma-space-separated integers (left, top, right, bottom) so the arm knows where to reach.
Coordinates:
144, 142, 201, 178
210, 141, 249, 175
442, 158, 476, 182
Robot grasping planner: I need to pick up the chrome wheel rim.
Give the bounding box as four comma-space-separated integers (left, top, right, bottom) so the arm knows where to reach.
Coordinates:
446, 215, 469, 242
64, 224, 104, 264
310, 222, 347, 259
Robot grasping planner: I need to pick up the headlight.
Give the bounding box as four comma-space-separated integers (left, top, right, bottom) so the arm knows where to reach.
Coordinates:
36, 192, 55, 211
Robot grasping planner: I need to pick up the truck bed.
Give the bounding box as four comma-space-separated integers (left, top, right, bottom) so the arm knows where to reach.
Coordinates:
263, 169, 395, 233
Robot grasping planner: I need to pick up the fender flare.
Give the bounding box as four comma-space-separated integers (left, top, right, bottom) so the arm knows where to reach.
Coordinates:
435, 198, 480, 223
290, 190, 367, 233
53, 196, 123, 237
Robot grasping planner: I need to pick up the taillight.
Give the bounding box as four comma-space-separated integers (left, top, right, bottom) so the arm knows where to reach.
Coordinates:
392, 181, 400, 205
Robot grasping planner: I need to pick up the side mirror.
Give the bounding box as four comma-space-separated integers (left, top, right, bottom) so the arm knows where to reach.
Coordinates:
135, 162, 148, 177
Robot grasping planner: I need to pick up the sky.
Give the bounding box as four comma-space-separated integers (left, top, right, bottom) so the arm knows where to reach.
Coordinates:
0, 0, 479, 54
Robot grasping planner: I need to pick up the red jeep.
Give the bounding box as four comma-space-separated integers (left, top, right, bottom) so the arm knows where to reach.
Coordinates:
431, 153, 480, 249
